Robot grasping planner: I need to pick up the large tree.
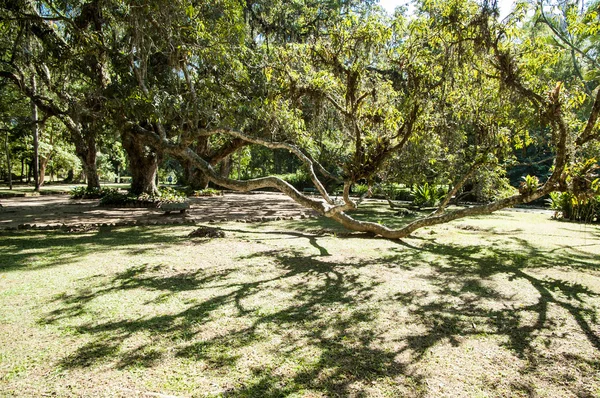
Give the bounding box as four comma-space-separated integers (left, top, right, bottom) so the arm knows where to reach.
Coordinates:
0, 0, 113, 188
124, 0, 594, 238
2, 0, 598, 238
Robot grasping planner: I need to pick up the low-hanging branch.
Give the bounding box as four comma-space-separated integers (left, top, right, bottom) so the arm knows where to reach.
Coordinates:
126, 80, 570, 240
121, 5, 580, 239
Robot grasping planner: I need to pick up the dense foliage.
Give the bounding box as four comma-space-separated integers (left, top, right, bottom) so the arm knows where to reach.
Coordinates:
1, 0, 599, 236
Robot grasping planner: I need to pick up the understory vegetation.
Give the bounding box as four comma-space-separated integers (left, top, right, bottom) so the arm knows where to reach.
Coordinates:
70, 186, 187, 207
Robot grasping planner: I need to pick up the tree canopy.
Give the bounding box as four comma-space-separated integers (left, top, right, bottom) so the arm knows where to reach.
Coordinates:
1, 0, 599, 237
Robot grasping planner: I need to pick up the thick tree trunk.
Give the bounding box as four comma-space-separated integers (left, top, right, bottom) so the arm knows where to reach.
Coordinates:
190, 170, 210, 189
122, 131, 160, 195
74, 133, 100, 189
180, 158, 210, 189
179, 137, 246, 189
178, 137, 210, 189
219, 156, 232, 178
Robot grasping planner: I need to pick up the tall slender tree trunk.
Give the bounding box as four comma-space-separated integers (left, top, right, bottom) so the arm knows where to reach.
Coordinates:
31, 75, 40, 192
5, 130, 12, 190
122, 131, 160, 195
39, 129, 54, 187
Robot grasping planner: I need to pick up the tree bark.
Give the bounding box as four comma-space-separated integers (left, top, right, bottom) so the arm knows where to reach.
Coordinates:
39, 154, 50, 187
219, 156, 232, 178
122, 131, 160, 195
30, 75, 40, 192
178, 137, 247, 189
5, 131, 12, 190
20, 157, 24, 182
73, 132, 100, 189
180, 158, 210, 189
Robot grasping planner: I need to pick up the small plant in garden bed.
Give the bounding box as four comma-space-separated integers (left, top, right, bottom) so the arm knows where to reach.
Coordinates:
70, 186, 120, 199
137, 187, 187, 206
99, 191, 134, 206
192, 188, 223, 197
157, 187, 187, 204
99, 187, 187, 207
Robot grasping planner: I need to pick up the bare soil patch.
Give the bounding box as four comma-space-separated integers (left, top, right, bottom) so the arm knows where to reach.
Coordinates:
0, 192, 318, 229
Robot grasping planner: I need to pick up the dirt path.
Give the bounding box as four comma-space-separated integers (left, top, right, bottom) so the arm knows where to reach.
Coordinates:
0, 192, 554, 231
0, 192, 318, 230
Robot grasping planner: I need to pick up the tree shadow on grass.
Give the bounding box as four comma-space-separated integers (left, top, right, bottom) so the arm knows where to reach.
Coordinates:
387, 237, 600, 395
35, 230, 600, 397
0, 226, 189, 273
39, 246, 426, 396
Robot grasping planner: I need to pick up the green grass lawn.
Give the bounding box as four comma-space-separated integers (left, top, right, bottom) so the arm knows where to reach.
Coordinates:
0, 210, 599, 397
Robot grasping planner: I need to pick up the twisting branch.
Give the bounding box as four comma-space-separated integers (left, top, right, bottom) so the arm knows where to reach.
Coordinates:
576, 87, 600, 146
126, 122, 333, 214
0, 70, 80, 134
217, 128, 335, 205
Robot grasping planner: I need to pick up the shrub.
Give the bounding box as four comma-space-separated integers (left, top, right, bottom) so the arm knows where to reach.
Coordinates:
352, 184, 370, 196
412, 183, 446, 208
99, 191, 133, 206
70, 186, 119, 199
156, 187, 187, 204
137, 187, 187, 205
472, 167, 518, 203
98, 187, 187, 207
548, 191, 600, 222
274, 170, 312, 189
377, 183, 413, 201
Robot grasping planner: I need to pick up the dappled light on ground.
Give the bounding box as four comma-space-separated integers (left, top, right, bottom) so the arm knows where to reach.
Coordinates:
0, 211, 599, 397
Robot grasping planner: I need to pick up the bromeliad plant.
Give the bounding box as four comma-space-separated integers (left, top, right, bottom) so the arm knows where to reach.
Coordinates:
519, 175, 540, 195
548, 159, 600, 222
412, 183, 446, 208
